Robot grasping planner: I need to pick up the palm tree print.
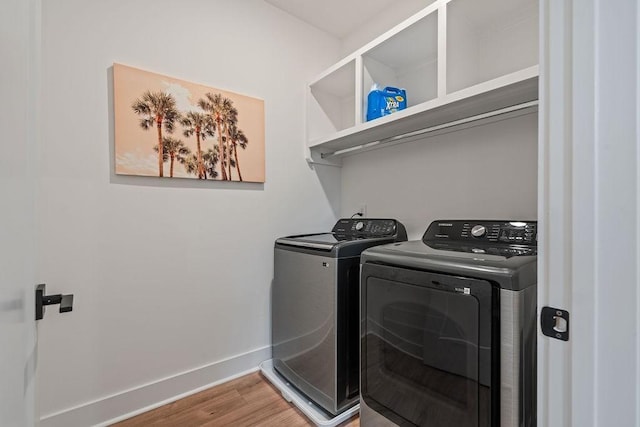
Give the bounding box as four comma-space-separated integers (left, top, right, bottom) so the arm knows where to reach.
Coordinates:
223, 106, 239, 178
116, 64, 263, 182
227, 125, 248, 181
128, 87, 253, 180
131, 91, 180, 177
185, 149, 220, 179
223, 135, 233, 179
153, 137, 191, 178
202, 148, 220, 179
182, 154, 199, 178
198, 93, 237, 181
220, 106, 238, 180
180, 111, 214, 179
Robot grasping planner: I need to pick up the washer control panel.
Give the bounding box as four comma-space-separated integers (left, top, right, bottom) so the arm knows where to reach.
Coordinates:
424, 220, 537, 246
332, 218, 402, 238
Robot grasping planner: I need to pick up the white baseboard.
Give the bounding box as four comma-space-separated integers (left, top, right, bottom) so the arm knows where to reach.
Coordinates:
40, 346, 271, 427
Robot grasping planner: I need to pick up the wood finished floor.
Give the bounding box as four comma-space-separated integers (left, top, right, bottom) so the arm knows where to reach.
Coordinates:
112, 372, 360, 427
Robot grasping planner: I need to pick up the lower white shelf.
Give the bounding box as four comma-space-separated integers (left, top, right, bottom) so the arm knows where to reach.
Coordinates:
307, 66, 539, 163
259, 359, 360, 426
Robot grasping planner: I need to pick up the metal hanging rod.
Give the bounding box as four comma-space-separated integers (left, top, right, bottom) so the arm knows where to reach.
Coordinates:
320, 100, 539, 159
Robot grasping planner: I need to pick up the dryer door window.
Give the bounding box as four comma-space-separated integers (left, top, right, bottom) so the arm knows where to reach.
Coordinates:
361, 264, 496, 427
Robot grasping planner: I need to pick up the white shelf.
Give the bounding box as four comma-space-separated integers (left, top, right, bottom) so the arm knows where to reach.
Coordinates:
305, 0, 539, 164
310, 65, 538, 155
447, 0, 538, 93
307, 59, 357, 142
362, 9, 439, 112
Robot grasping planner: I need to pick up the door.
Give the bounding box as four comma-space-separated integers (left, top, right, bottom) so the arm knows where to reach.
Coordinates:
361, 263, 495, 427
539, 0, 640, 425
0, 0, 40, 425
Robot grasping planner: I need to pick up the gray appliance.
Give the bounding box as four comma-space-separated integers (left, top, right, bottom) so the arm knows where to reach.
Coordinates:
272, 218, 407, 416
360, 220, 537, 427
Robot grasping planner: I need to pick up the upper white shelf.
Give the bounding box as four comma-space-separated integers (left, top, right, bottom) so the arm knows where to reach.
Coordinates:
305, 0, 539, 163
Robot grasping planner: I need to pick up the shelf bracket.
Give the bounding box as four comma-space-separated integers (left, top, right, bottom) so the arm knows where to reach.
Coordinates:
305, 156, 342, 168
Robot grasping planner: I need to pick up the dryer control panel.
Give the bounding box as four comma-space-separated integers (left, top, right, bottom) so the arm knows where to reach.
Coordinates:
423, 220, 537, 246
332, 218, 407, 239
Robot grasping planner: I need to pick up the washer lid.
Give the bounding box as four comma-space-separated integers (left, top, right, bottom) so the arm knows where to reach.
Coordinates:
275, 218, 408, 256
276, 233, 401, 257
275, 233, 340, 251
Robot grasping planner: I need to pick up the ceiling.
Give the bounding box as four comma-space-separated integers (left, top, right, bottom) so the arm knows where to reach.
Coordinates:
264, 0, 398, 39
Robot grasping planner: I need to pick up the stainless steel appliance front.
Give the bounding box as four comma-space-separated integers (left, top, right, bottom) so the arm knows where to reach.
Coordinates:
359, 220, 538, 427
272, 247, 359, 415
360, 285, 536, 427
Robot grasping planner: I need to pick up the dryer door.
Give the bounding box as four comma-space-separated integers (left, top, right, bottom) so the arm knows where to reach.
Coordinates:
361, 263, 497, 427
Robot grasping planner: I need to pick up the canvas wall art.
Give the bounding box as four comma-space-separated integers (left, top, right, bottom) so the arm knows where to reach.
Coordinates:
113, 63, 265, 182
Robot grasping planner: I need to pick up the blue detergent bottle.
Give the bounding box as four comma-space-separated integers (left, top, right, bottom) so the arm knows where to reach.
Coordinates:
366, 86, 407, 121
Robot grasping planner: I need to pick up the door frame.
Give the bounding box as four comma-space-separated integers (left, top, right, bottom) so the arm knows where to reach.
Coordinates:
538, 0, 640, 425
0, 0, 41, 425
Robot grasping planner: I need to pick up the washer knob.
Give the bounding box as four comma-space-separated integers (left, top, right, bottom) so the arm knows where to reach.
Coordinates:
471, 225, 487, 238
355, 221, 365, 231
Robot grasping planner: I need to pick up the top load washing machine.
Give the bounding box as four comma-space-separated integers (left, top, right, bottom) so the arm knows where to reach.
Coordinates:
360, 220, 537, 427
272, 218, 407, 416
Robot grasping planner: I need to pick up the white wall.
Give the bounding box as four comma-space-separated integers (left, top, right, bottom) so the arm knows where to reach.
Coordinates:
340, 113, 538, 239
36, 1, 341, 425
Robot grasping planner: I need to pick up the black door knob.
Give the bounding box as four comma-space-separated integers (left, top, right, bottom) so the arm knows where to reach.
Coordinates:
35, 283, 74, 320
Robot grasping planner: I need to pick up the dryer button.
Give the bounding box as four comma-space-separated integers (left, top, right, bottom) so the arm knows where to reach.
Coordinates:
471, 225, 487, 237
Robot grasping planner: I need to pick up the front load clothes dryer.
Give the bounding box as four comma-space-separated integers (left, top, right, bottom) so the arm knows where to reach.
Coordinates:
272, 218, 407, 416
360, 220, 537, 427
